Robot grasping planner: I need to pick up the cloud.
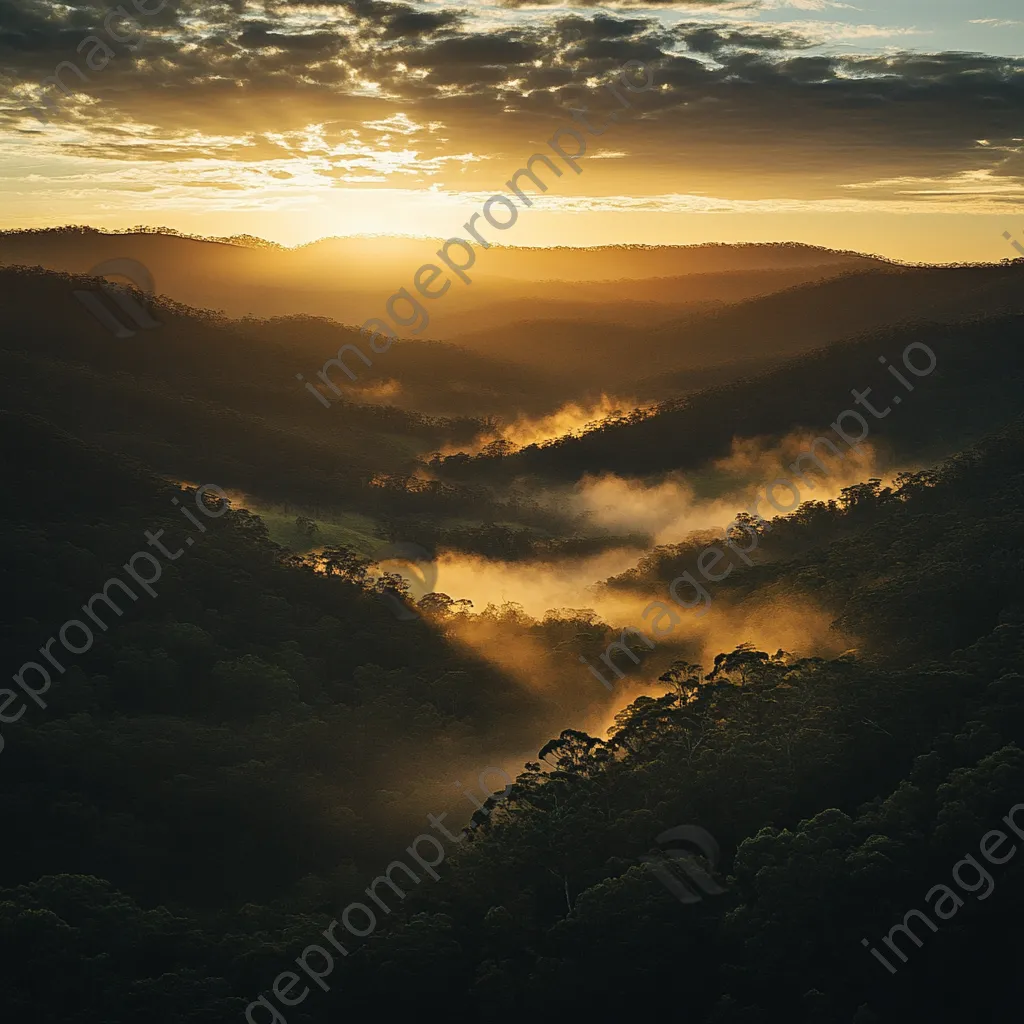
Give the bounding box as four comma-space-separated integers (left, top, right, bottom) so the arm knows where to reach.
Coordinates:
554, 14, 655, 41
401, 32, 543, 68
236, 22, 347, 54
500, 0, 757, 7
969, 18, 1024, 28
675, 23, 813, 53
843, 167, 1024, 203
759, 0, 858, 8
3, 0, 1023, 214
448, 189, 1024, 216
382, 9, 462, 39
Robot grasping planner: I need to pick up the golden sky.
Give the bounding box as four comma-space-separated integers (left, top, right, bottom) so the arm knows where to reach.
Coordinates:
2, 0, 1024, 262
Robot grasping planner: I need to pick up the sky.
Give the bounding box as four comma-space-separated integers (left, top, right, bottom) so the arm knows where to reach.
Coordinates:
1, 0, 1023, 262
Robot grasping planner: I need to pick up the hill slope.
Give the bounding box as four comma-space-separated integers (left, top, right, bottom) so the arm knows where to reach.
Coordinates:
0, 228, 889, 328
435, 308, 1024, 484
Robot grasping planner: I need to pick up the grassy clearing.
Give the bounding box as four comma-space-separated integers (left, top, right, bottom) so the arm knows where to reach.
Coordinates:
240, 501, 386, 555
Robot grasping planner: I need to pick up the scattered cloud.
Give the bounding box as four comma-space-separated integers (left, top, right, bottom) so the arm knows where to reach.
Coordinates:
2, 0, 1023, 216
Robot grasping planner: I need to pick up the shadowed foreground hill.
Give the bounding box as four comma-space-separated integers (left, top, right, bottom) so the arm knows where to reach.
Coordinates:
3, 413, 1009, 1023
0, 411, 551, 895
326, 419, 1024, 1023
0, 409, 623, 1023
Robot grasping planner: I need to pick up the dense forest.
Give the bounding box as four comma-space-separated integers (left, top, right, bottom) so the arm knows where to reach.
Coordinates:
1, 234, 1023, 1022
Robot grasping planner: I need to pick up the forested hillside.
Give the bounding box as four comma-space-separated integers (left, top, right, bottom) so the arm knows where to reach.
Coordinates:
5, 413, 1024, 1022
2, 238, 1024, 1024
435, 308, 1024, 484
5, 0, 1024, 1007
307, 419, 1024, 1022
